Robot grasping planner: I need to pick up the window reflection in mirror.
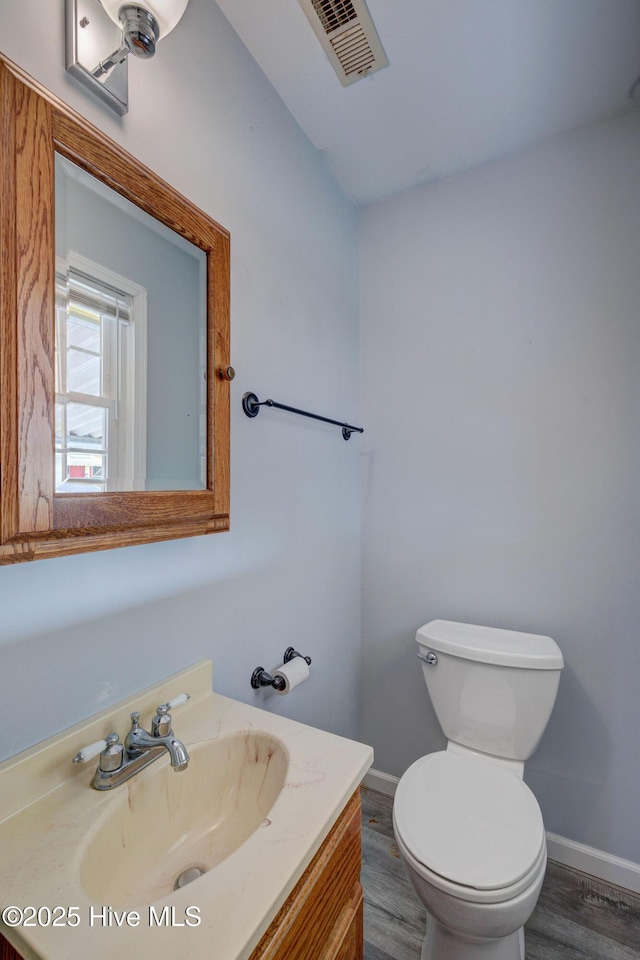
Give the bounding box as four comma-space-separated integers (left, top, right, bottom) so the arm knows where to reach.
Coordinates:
55, 155, 207, 493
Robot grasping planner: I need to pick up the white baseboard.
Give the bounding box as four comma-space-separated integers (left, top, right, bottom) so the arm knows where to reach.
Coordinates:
545, 833, 640, 896
363, 767, 640, 896
362, 768, 399, 796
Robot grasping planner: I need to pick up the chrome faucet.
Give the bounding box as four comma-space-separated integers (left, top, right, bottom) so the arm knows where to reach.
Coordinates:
72, 694, 191, 790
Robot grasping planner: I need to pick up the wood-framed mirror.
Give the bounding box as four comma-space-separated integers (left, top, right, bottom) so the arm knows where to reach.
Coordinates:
0, 55, 230, 563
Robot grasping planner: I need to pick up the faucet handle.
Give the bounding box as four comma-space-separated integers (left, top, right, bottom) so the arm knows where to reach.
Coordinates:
152, 693, 190, 737
162, 693, 190, 711
73, 733, 119, 765
73, 739, 108, 764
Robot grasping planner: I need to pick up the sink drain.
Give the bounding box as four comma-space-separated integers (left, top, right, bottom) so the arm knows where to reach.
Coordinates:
174, 865, 206, 890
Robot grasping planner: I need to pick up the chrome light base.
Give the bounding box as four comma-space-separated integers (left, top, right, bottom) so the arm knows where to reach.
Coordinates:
66, 0, 129, 115
119, 4, 160, 58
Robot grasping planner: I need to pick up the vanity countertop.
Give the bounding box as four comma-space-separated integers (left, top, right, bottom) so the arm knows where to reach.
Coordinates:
0, 661, 373, 960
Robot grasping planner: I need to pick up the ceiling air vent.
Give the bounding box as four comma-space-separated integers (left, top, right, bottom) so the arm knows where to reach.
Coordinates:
298, 0, 388, 86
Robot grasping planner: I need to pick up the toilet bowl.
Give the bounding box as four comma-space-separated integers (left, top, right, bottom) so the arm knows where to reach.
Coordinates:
394, 750, 547, 959
393, 620, 563, 960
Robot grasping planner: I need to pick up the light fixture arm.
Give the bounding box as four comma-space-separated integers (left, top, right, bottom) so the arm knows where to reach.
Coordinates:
92, 40, 129, 79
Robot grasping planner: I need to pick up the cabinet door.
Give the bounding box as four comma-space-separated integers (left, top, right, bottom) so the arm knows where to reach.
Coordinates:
0, 935, 22, 960
0, 55, 231, 564
251, 790, 363, 960
320, 887, 363, 960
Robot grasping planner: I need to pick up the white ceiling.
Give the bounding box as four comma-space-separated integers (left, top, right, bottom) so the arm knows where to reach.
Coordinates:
214, 0, 640, 206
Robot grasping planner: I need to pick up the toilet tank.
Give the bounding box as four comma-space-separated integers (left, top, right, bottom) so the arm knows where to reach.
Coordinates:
417, 620, 564, 762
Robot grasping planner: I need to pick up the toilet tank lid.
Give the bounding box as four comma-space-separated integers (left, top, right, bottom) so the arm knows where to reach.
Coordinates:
416, 620, 564, 669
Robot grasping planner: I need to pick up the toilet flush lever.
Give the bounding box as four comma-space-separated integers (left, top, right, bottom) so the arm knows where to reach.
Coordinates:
417, 651, 438, 666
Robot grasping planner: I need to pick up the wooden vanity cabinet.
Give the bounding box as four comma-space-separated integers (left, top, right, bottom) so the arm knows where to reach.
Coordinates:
249, 789, 363, 960
0, 939, 19, 960
0, 790, 364, 960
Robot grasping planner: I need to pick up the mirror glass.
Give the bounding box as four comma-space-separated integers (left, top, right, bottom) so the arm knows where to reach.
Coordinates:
54, 154, 207, 493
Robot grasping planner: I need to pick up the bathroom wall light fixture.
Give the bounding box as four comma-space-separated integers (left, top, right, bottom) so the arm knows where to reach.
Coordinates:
66, 0, 189, 116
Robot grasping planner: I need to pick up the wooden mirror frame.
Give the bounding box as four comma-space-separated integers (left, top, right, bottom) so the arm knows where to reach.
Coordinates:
0, 55, 230, 563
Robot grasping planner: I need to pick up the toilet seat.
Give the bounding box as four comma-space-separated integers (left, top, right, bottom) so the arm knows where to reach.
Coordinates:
394, 818, 547, 905
394, 751, 546, 903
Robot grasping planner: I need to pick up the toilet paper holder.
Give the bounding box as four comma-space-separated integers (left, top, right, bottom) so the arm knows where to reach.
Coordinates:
251, 647, 312, 690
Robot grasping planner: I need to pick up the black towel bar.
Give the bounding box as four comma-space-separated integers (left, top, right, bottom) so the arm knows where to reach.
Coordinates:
242, 392, 363, 441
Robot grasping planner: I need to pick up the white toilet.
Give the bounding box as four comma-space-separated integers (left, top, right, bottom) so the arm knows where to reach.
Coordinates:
393, 619, 564, 960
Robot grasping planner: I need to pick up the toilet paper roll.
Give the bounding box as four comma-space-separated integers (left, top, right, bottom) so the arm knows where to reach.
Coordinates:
272, 656, 310, 695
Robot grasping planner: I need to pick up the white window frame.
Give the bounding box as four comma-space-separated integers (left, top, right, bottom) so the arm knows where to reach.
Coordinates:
55, 252, 147, 492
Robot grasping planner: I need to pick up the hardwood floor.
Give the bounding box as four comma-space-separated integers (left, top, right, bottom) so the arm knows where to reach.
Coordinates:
361, 787, 640, 960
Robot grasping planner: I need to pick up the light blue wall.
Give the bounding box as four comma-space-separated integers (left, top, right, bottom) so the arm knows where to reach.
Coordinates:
0, 0, 360, 759
359, 111, 640, 864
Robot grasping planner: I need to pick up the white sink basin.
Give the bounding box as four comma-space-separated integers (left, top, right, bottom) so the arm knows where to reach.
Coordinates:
79, 731, 288, 908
